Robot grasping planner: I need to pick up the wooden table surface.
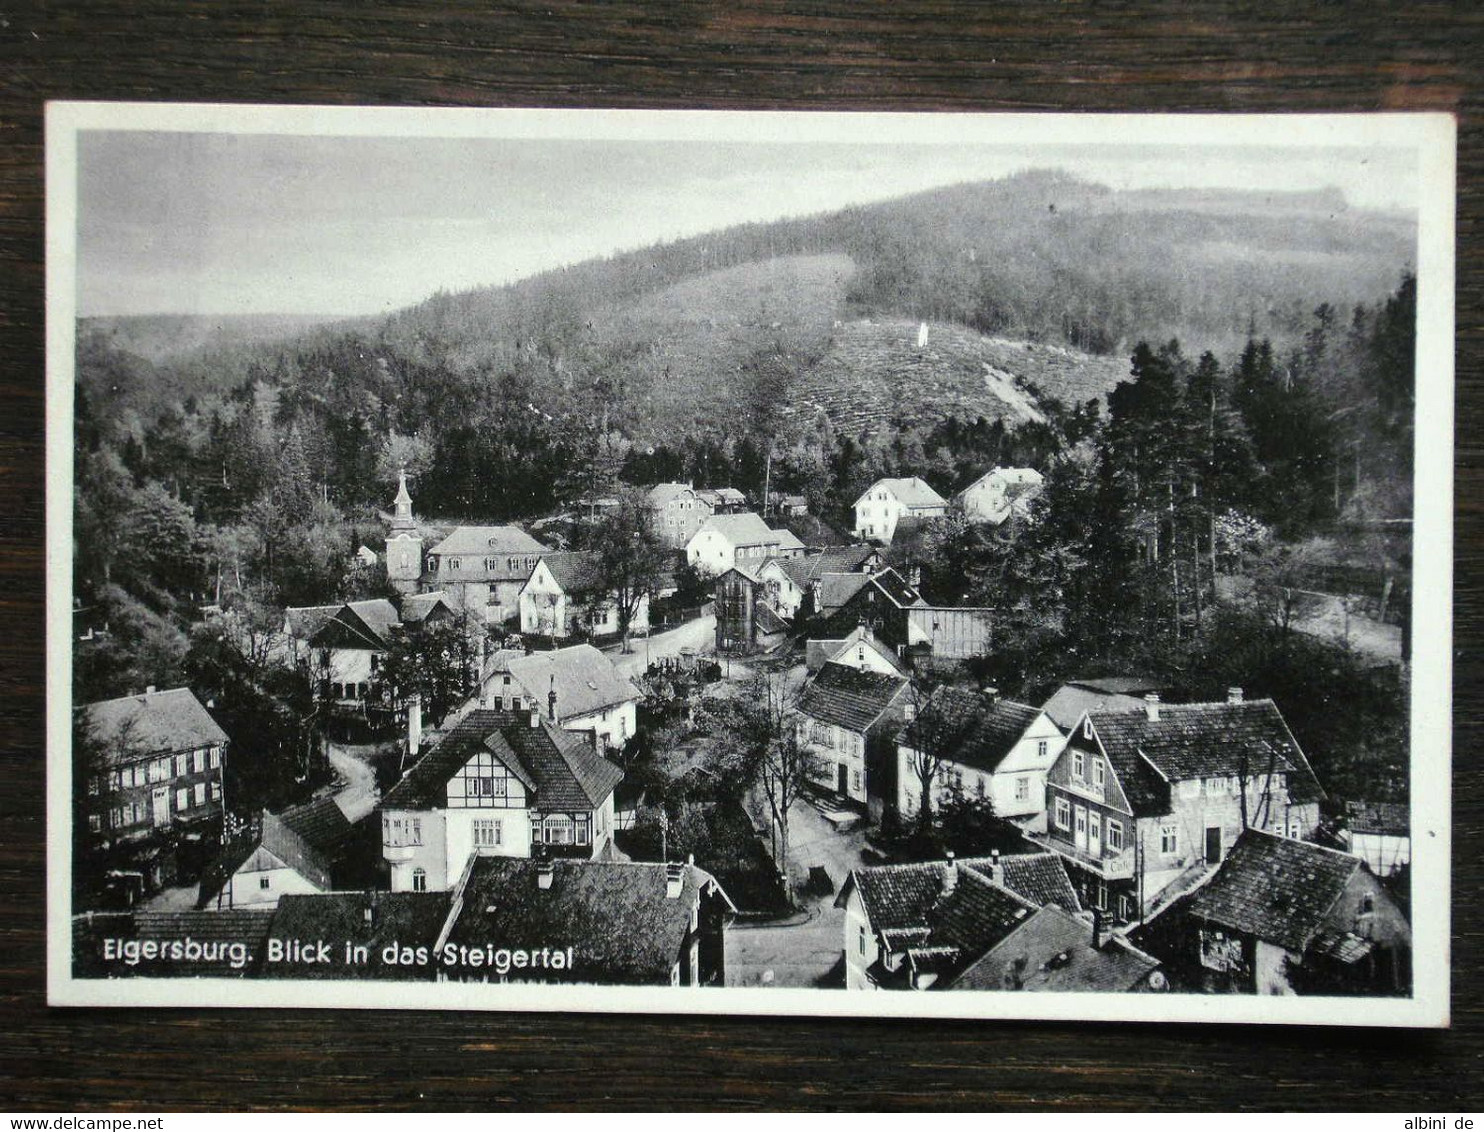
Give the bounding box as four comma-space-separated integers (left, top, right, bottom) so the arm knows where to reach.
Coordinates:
1, 2, 1479, 1111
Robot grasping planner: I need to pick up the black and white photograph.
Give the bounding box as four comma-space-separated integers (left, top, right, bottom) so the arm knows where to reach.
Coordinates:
46, 106, 1453, 1026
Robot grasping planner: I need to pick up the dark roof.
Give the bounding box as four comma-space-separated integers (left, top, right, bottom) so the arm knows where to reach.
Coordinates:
777, 513, 852, 549
869, 569, 928, 609
401, 591, 455, 624
846, 861, 950, 933
284, 604, 341, 641
507, 644, 639, 721
927, 867, 1037, 955
83, 687, 228, 763
771, 544, 878, 588
1189, 829, 1364, 951
278, 796, 354, 853
755, 602, 790, 634
381, 709, 622, 813
307, 599, 401, 650
75, 910, 274, 977
202, 809, 337, 904
815, 571, 871, 613
535, 551, 606, 595
805, 626, 909, 676
1091, 700, 1324, 812
797, 662, 909, 734
442, 858, 732, 985
1073, 676, 1166, 695
1345, 800, 1409, 836
903, 687, 1041, 775
981, 853, 1081, 913
429, 525, 547, 558
266, 893, 451, 980
953, 905, 1160, 992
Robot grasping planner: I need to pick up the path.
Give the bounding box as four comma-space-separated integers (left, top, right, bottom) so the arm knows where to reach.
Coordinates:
327, 741, 383, 823
608, 613, 716, 680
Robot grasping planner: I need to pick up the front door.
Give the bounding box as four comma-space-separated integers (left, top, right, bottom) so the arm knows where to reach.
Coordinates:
837, 762, 850, 797
1088, 811, 1102, 857
1205, 826, 1222, 865
151, 786, 170, 828
1074, 805, 1088, 852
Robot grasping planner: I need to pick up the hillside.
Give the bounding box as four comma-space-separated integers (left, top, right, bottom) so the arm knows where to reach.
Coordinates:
785, 319, 1129, 438
79, 311, 364, 365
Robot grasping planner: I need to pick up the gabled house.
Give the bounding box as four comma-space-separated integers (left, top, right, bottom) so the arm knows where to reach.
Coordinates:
201, 799, 351, 909
685, 512, 806, 576
795, 660, 911, 812
757, 544, 882, 621
518, 551, 650, 641
1340, 800, 1411, 878
437, 856, 735, 987
284, 598, 401, 705
1040, 676, 1166, 733
81, 687, 228, 847
379, 707, 624, 892
647, 482, 716, 548
853, 476, 948, 545
424, 525, 549, 624
953, 903, 1164, 993
483, 643, 640, 751
954, 467, 1045, 526
400, 591, 458, 628
837, 851, 1099, 990
805, 625, 908, 677
896, 687, 1066, 829
1182, 829, 1411, 995
820, 568, 994, 663
1034, 690, 1325, 925
714, 565, 790, 656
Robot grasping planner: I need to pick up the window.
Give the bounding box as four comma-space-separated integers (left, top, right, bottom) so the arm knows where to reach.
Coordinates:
259, 876, 271, 890
194, 782, 206, 806
1054, 796, 1071, 830
193, 749, 206, 774
412, 868, 428, 893
110, 807, 122, 828
148, 758, 169, 783
1014, 777, 1029, 802
851, 768, 863, 794
1036, 739, 1048, 759
1072, 751, 1085, 780
175, 787, 189, 812
449, 557, 462, 570
977, 776, 988, 799
575, 815, 592, 845
472, 819, 503, 848
1106, 819, 1124, 852
87, 776, 100, 796
174, 753, 188, 777
1288, 819, 1301, 839
1096, 881, 1108, 910
1092, 759, 1105, 791
209, 782, 221, 801
1160, 824, 1178, 855
1083, 718, 1093, 740
858, 924, 867, 957
1205, 776, 1224, 796
545, 815, 574, 845
1118, 893, 1133, 921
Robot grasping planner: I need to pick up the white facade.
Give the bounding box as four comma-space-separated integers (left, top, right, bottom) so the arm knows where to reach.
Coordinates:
957, 467, 1044, 525
566, 700, 638, 751
797, 717, 870, 805
221, 849, 326, 909
840, 883, 881, 991
852, 478, 947, 544
518, 560, 650, 639
897, 709, 1065, 828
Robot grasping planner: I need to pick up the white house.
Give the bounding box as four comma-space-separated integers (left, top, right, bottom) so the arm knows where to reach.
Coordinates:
379, 707, 624, 893
283, 599, 401, 704
518, 551, 651, 640
795, 660, 911, 808
804, 624, 908, 677
685, 512, 806, 576
202, 806, 341, 910
896, 687, 1066, 829
485, 643, 640, 752
852, 477, 948, 544
757, 544, 881, 620
954, 467, 1044, 525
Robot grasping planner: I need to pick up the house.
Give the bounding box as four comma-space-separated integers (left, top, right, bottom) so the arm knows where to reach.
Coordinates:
795, 660, 910, 813
482, 643, 640, 751
820, 569, 994, 663
896, 687, 1067, 829
714, 565, 790, 655
263, 891, 453, 980
954, 903, 1165, 992
954, 467, 1045, 526
768, 492, 809, 516
400, 590, 458, 628
1040, 676, 1166, 732
685, 512, 806, 576
702, 486, 748, 513
647, 482, 716, 548
837, 851, 1104, 990
518, 551, 650, 641
379, 707, 624, 892
853, 476, 948, 544
81, 687, 228, 846
1340, 800, 1411, 878
75, 909, 274, 978
284, 598, 401, 705
1182, 829, 1411, 995
805, 625, 908, 677
424, 525, 550, 624
354, 545, 379, 567
437, 856, 735, 987
1032, 690, 1325, 925
757, 544, 881, 621
200, 801, 348, 910
812, 571, 875, 619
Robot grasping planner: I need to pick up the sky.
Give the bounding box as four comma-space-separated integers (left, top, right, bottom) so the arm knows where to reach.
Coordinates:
74, 127, 1421, 319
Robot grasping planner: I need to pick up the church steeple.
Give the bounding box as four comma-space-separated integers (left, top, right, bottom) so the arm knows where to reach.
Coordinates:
386, 469, 422, 594
392, 468, 415, 531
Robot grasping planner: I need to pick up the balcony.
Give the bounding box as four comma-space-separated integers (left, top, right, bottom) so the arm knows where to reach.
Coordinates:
1028, 829, 1135, 880
383, 844, 418, 862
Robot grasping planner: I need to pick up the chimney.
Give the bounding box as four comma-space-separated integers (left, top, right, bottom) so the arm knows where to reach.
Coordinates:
407, 694, 423, 757
145, 685, 157, 695
528, 705, 540, 728
1227, 686, 1244, 705
548, 675, 558, 723
1144, 692, 1161, 722
983, 685, 1000, 705
942, 851, 958, 894
665, 861, 685, 899
537, 860, 555, 890
989, 848, 1003, 886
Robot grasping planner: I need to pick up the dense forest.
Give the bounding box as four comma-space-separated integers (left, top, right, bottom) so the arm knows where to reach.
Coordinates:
73, 169, 1417, 802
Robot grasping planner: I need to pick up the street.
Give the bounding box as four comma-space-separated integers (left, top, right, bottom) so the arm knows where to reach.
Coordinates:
607, 612, 717, 680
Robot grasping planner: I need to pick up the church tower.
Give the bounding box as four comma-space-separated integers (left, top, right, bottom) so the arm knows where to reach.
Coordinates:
385, 469, 423, 595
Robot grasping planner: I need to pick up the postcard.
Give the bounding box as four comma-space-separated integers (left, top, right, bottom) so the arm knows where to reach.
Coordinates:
46, 104, 1454, 1025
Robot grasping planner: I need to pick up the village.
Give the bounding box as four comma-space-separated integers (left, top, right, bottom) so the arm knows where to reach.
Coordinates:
71, 456, 1413, 998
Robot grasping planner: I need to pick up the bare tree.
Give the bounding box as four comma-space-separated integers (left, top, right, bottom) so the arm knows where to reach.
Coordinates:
582, 487, 669, 654
899, 664, 964, 836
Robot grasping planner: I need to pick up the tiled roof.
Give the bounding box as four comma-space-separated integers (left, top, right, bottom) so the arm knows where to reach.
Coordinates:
805, 626, 908, 676
777, 512, 851, 549
204, 809, 337, 903
75, 910, 274, 977
1073, 676, 1165, 696
694, 512, 779, 548
773, 528, 806, 552
277, 796, 353, 853
1040, 684, 1149, 731
869, 569, 928, 609
381, 709, 622, 813
1092, 699, 1324, 809
755, 603, 790, 634
927, 867, 1037, 955
533, 551, 606, 595
953, 905, 1160, 992
713, 487, 746, 504
815, 572, 871, 613
266, 892, 452, 979
772, 545, 878, 589
401, 591, 455, 624
647, 482, 701, 507
284, 604, 342, 641
1188, 828, 1363, 952
973, 852, 1081, 913
507, 644, 639, 722
847, 861, 949, 933
442, 858, 732, 985
797, 662, 909, 734
83, 687, 228, 764
903, 687, 1041, 775
429, 525, 547, 558
310, 599, 402, 649
857, 477, 948, 510
1345, 800, 1409, 836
